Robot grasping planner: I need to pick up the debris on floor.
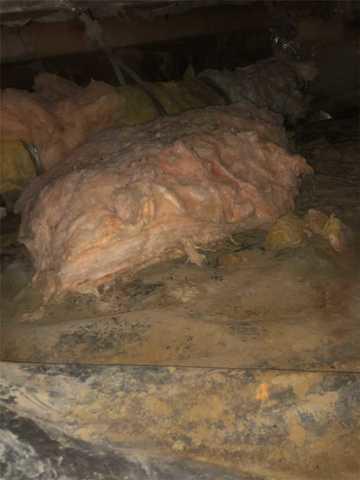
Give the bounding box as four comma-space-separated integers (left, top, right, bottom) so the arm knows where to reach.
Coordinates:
265, 212, 306, 250
265, 209, 353, 253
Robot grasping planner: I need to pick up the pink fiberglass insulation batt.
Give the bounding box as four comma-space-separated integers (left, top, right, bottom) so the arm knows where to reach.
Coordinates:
17, 101, 312, 298
1, 75, 125, 170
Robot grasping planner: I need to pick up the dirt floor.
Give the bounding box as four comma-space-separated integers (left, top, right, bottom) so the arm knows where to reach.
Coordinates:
1, 116, 359, 368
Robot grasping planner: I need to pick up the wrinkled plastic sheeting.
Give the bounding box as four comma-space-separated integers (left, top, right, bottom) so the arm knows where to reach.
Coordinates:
1, 362, 359, 480
0, 407, 242, 480
17, 102, 311, 297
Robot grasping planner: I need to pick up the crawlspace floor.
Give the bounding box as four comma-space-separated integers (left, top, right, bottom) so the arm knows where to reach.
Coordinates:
1, 117, 360, 480
1, 117, 360, 367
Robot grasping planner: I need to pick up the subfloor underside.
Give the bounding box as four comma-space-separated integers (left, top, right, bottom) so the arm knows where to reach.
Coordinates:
1, 117, 360, 479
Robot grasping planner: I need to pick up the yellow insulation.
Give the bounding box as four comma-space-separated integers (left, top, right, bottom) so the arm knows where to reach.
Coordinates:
0, 139, 36, 194
114, 79, 225, 126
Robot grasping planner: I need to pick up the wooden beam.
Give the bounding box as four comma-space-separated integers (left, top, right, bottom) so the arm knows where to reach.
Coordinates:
1, 6, 270, 63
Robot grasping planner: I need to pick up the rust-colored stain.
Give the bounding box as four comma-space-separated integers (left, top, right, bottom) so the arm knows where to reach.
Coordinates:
256, 383, 269, 401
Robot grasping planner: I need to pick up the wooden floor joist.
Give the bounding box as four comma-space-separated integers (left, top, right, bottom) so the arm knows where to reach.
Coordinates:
1, 6, 270, 63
